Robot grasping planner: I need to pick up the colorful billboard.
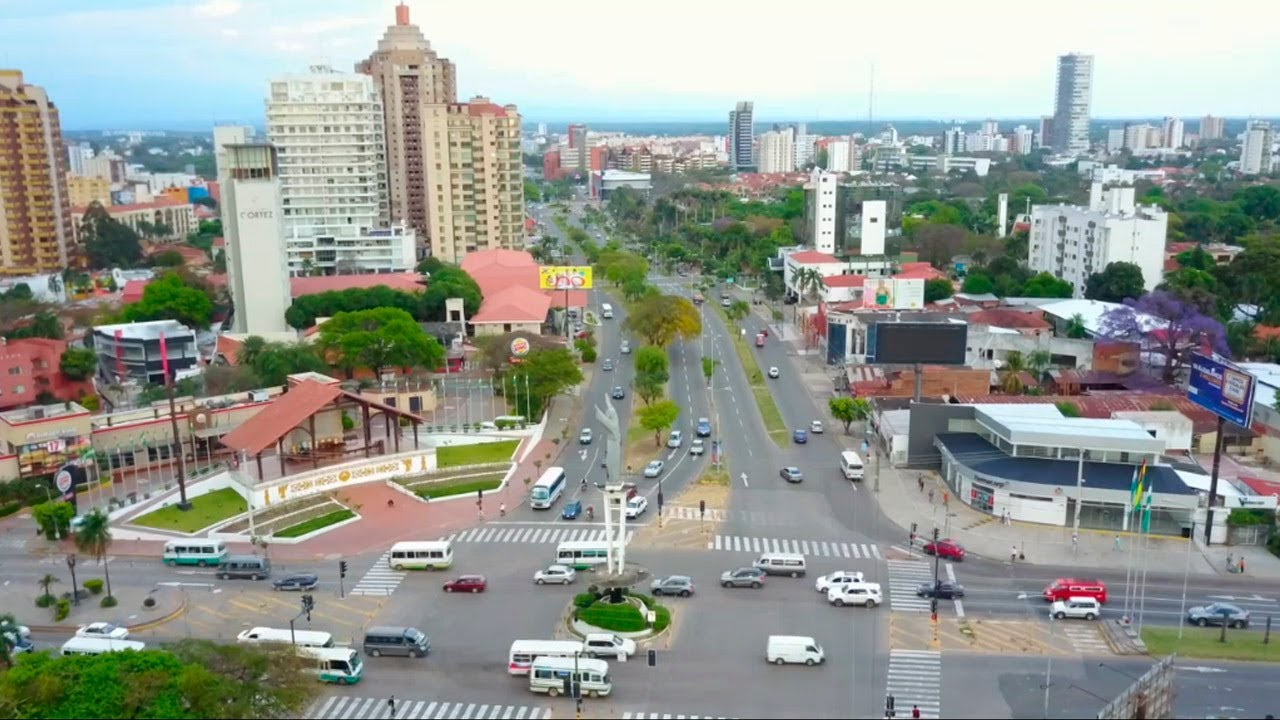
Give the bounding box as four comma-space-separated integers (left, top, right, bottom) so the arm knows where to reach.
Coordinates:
862, 277, 924, 310
1187, 354, 1256, 428
538, 266, 593, 290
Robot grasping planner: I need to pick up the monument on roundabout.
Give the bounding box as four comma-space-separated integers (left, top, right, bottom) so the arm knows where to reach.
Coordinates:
592, 400, 648, 587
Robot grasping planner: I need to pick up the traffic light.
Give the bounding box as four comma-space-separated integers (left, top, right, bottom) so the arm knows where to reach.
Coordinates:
339, 560, 348, 579
562, 677, 572, 697
647, 649, 657, 667
933, 527, 940, 541
885, 694, 896, 718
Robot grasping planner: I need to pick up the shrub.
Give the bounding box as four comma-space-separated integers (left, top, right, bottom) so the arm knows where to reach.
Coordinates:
84, 578, 104, 595
35, 594, 55, 608
652, 605, 671, 633
578, 601, 647, 632
573, 592, 598, 610
341, 411, 355, 431
581, 345, 598, 363
0, 501, 21, 519
1227, 508, 1272, 527
100, 595, 118, 608
54, 598, 70, 622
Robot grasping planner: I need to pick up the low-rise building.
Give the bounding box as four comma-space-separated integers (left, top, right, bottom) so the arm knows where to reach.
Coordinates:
91, 320, 198, 387
72, 198, 196, 243
0, 401, 92, 479
65, 174, 111, 207
589, 169, 651, 201
0, 337, 93, 410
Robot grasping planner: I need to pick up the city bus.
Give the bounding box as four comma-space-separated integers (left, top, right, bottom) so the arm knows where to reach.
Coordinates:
530, 467, 567, 509
162, 539, 228, 567
388, 540, 455, 570
60, 637, 146, 656
529, 656, 612, 697
600, 303, 614, 319
555, 540, 611, 570
297, 647, 363, 685
508, 640, 584, 675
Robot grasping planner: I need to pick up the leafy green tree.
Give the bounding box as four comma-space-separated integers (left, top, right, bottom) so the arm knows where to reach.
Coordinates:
1055, 401, 1081, 417
420, 266, 483, 321
1175, 246, 1215, 271
828, 396, 871, 434
1234, 185, 1280, 222
523, 179, 542, 203
246, 342, 327, 387
701, 356, 716, 386
1020, 272, 1074, 298
122, 272, 213, 329
4, 310, 64, 341
632, 345, 669, 405
638, 399, 680, 446
999, 350, 1028, 394
0, 613, 21, 668
726, 300, 750, 326
285, 285, 423, 330
73, 509, 114, 604
59, 347, 97, 381
317, 308, 443, 378
1158, 267, 1219, 314
1065, 313, 1088, 339
961, 274, 994, 295
504, 348, 583, 419
79, 202, 143, 269
415, 256, 445, 275
1084, 261, 1147, 303
624, 294, 701, 348
234, 335, 268, 369
31, 500, 75, 541
924, 278, 954, 303
151, 249, 185, 267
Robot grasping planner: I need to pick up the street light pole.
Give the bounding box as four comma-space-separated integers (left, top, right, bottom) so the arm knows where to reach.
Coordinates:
66, 554, 78, 605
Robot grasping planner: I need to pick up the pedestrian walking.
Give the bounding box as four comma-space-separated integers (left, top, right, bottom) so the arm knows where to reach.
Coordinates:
1113, 535, 1122, 552
1010, 545, 1018, 563
1239, 556, 1246, 574
1226, 553, 1234, 572
928, 489, 935, 504
918, 476, 925, 493
942, 491, 949, 507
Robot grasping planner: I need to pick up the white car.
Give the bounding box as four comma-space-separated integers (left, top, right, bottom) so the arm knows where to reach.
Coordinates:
625, 495, 648, 518
815, 571, 866, 593
76, 622, 129, 640
828, 583, 882, 608
584, 632, 636, 659
667, 430, 683, 448
534, 564, 577, 585
810, 420, 824, 434
643, 460, 664, 478
689, 439, 705, 456
1051, 597, 1102, 620
767, 366, 780, 379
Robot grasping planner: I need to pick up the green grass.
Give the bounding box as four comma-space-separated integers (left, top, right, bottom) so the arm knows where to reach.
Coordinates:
437, 440, 520, 468
715, 305, 788, 447
578, 602, 648, 632
131, 487, 247, 533
273, 509, 356, 538
1141, 627, 1280, 662
413, 473, 506, 500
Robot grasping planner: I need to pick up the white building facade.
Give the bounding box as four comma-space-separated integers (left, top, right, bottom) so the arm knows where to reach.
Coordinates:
222, 144, 291, 336
827, 140, 853, 173
1163, 117, 1184, 149
1051, 53, 1093, 155
811, 171, 839, 254
1240, 121, 1275, 176
757, 128, 795, 174
1029, 183, 1168, 299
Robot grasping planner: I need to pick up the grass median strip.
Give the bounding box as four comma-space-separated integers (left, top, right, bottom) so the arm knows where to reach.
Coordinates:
131, 487, 247, 533
273, 509, 355, 538
413, 473, 506, 500
437, 439, 520, 468
715, 306, 788, 448
1141, 626, 1280, 662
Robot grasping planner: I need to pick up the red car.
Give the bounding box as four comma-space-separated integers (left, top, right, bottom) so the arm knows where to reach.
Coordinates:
443, 575, 487, 593
923, 539, 965, 561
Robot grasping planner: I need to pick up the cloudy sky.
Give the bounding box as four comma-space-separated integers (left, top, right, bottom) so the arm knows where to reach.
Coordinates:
2, 0, 1274, 130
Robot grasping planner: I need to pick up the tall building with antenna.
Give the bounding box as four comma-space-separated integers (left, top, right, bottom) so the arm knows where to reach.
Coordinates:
1050, 53, 1093, 155
728, 101, 754, 170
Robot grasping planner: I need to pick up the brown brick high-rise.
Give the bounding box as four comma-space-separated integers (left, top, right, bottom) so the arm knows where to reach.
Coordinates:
0, 70, 74, 275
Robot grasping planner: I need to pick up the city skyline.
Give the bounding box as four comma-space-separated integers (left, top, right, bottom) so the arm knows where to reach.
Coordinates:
3, 0, 1278, 130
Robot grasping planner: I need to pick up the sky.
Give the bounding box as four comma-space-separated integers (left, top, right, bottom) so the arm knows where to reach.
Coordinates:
1, 0, 1276, 131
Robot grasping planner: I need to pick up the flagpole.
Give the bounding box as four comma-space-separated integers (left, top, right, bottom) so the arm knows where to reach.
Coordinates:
1136, 490, 1154, 633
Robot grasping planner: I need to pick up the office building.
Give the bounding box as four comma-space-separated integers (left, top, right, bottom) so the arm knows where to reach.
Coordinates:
423, 97, 525, 264
0, 70, 74, 276
1106, 128, 1125, 154
828, 140, 853, 173
1163, 117, 1184, 149
357, 2, 457, 237
942, 126, 965, 155
794, 125, 815, 167
66, 142, 93, 176
1199, 115, 1224, 141
1038, 116, 1054, 149
728, 101, 754, 170
1239, 121, 1275, 176
1011, 125, 1035, 155
221, 144, 291, 336
265, 66, 416, 274
562, 124, 590, 175
757, 128, 795, 174
804, 169, 898, 257
65, 174, 111, 208
1029, 182, 1168, 299
1123, 123, 1161, 151
1050, 53, 1093, 154
91, 319, 198, 387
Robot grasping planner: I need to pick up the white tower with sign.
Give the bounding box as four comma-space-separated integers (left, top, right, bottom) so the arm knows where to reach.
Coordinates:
223, 144, 290, 336
595, 401, 628, 575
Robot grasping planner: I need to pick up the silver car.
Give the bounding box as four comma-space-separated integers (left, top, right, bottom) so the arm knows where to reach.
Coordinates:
650, 575, 694, 597
643, 460, 664, 478
720, 567, 765, 589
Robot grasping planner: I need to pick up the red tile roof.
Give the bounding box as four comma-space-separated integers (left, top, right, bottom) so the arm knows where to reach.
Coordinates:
789, 250, 840, 264
459, 249, 536, 273
822, 274, 865, 288
72, 197, 188, 215
215, 335, 243, 366
122, 279, 150, 304
289, 273, 423, 298
967, 308, 1051, 331
548, 289, 590, 309
471, 286, 551, 324
1237, 475, 1280, 500
895, 262, 947, 280
467, 102, 507, 117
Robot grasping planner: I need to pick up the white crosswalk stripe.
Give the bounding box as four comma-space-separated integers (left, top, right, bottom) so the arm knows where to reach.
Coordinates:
707, 535, 881, 559
0, 536, 27, 549
445, 527, 634, 545
1060, 625, 1111, 654
887, 649, 941, 719
621, 713, 736, 719
348, 551, 407, 597
660, 504, 728, 522
307, 697, 552, 719
887, 560, 934, 612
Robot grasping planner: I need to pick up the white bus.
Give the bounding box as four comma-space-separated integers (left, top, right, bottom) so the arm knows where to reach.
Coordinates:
555, 540, 611, 570
530, 467, 567, 509
237, 627, 334, 648
297, 647, 364, 685
600, 303, 614, 319
389, 541, 454, 570
162, 539, 228, 567
840, 451, 865, 481
508, 639, 585, 676
61, 637, 146, 656
529, 656, 612, 698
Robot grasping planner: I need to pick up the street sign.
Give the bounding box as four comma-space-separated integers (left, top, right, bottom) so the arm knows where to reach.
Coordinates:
1187, 353, 1257, 428
54, 469, 73, 494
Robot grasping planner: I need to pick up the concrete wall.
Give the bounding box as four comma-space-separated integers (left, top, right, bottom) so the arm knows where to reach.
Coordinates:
905, 402, 975, 467
965, 328, 1094, 370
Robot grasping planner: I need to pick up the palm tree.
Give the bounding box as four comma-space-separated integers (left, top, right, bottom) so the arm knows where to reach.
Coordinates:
726, 300, 750, 327
1065, 313, 1088, 339
37, 573, 58, 602
74, 509, 114, 602
235, 335, 268, 368
1026, 350, 1052, 384
999, 351, 1028, 394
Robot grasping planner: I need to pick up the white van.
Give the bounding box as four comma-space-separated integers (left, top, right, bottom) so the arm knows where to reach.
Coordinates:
529, 656, 612, 697
840, 451, 865, 481
766, 635, 825, 666
754, 552, 807, 578
601, 303, 614, 319
61, 637, 146, 656
237, 627, 334, 648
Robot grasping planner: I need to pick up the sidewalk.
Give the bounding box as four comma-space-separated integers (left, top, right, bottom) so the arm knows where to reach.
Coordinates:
10, 580, 184, 634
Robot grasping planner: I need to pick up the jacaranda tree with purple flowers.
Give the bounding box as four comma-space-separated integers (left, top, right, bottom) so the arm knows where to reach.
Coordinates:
1097, 289, 1229, 384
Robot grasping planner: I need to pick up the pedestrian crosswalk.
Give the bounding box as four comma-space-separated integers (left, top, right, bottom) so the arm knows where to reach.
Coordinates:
445, 526, 635, 545
307, 696, 549, 719
706, 535, 881, 559
662, 504, 728, 522
348, 551, 407, 597
886, 649, 941, 719
0, 536, 27, 549
622, 713, 734, 719
887, 560, 934, 612
1060, 624, 1110, 654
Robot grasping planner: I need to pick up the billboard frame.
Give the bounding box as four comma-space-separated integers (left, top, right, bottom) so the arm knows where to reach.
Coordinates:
1186, 353, 1256, 428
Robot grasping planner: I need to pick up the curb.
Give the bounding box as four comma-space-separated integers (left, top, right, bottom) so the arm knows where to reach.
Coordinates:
24, 593, 189, 635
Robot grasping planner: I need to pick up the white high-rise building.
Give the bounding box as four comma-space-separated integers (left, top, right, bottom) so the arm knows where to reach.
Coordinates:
66, 142, 93, 176
213, 125, 254, 181
266, 66, 416, 274
758, 128, 795, 173
942, 127, 965, 155
1029, 182, 1168, 299
811, 170, 839, 254
1199, 115, 1224, 141
981, 119, 999, 136
1051, 53, 1093, 154
1012, 125, 1035, 155
537, 122, 547, 136
1106, 128, 1126, 154
222, 144, 291, 336
828, 140, 853, 173
1163, 117, 1184, 149
1123, 124, 1161, 151
1240, 121, 1275, 176
794, 127, 816, 167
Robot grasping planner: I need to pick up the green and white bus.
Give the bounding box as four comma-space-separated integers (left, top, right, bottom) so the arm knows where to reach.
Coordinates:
389, 540, 454, 570
555, 540, 611, 570
297, 647, 363, 685
162, 539, 228, 567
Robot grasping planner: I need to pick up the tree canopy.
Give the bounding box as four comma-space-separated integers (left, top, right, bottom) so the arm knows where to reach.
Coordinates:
638, 399, 680, 446
316, 307, 444, 378
923, 278, 954, 303
1020, 272, 1074, 299
420, 266, 483, 321
1084, 261, 1147, 303
624, 294, 701, 348
502, 347, 583, 420
236, 338, 329, 387
632, 345, 669, 405
80, 202, 144, 270
59, 347, 96, 381
1098, 290, 1228, 384
122, 272, 213, 329
284, 285, 423, 330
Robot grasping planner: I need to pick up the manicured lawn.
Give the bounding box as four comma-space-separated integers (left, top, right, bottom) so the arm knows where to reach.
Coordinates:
273, 509, 355, 538
1141, 626, 1280, 662
699, 468, 730, 487
578, 602, 648, 632
413, 473, 506, 500
716, 305, 788, 448
130, 487, 247, 533
437, 439, 520, 468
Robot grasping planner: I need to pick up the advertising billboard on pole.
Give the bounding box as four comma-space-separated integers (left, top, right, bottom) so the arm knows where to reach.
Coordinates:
1187, 353, 1256, 427
538, 266, 594, 290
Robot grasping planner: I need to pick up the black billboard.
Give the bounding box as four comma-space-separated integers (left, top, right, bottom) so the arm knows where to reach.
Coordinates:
868, 322, 968, 365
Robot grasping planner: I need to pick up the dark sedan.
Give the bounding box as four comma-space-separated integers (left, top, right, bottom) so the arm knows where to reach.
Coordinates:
917, 581, 965, 599
272, 573, 318, 591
